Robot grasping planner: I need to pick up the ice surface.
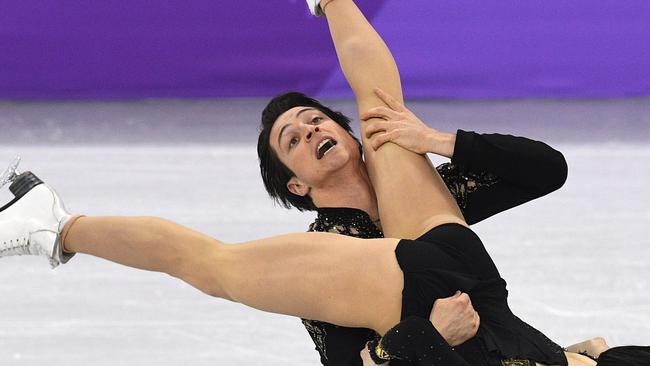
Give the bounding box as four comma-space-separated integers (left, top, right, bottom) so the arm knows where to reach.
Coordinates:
0, 99, 648, 365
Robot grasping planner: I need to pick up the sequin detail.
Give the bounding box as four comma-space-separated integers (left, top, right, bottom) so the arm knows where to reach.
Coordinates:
368, 335, 392, 364
308, 208, 383, 239
437, 162, 500, 210
501, 360, 531, 366
302, 319, 330, 360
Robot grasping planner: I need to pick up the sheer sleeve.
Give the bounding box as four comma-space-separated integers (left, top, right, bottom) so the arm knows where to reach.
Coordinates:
438, 130, 568, 225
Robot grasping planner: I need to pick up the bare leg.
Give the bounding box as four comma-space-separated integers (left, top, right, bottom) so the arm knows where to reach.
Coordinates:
64, 216, 404, 334
322, 0, 464, 238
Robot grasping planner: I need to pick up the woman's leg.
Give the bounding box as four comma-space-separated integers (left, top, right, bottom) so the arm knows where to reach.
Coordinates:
63, 216, 404, 334
321, 0, 465, 238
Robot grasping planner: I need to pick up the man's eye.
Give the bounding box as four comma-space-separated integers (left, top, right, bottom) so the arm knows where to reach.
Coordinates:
289, 137, 298, 148
311, 117, 323, 124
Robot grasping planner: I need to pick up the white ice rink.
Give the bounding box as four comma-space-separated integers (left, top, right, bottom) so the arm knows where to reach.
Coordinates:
0, 99, 649, 365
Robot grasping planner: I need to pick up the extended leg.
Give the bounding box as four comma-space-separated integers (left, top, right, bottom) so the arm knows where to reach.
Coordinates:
321, 0, 465, 238
63, 216, 404, 334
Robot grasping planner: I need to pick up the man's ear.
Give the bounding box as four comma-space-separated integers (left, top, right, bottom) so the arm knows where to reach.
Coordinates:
287, 176, 310, 197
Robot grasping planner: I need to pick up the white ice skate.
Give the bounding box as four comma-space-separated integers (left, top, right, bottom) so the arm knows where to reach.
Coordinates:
0, 157, 74, 268
306, 0, 324, 16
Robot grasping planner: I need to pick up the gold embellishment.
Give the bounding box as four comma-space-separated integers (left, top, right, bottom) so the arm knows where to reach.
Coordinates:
501, 360, 531, 366
375, 343, 392, 361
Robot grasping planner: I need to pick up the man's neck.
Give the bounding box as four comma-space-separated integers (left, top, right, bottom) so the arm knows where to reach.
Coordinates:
310, 162, 379, 223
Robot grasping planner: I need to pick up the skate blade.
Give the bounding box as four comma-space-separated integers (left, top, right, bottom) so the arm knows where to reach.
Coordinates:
0, 156, 21, 190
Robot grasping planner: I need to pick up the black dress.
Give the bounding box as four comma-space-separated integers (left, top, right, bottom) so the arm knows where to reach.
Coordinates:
302, 130, 569, 366
392, 223, 566, 365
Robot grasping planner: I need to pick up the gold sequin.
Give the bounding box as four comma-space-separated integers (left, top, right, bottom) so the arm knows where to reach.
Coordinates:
375, 342, 392, 361
501, 360, 531, 366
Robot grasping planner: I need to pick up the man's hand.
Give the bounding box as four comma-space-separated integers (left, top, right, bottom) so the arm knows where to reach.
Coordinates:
430, 291, 480, 346
360, 88, 456, 158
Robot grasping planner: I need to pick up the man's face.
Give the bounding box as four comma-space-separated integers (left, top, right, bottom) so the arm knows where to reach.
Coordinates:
269, 106, 360, 196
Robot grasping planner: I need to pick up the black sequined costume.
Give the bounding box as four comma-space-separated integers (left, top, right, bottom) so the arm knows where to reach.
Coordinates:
301, 130, 569, 366
380, 318, 650, 366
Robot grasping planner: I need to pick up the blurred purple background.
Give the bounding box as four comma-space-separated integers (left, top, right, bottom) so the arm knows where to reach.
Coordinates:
1, 0, 649, 100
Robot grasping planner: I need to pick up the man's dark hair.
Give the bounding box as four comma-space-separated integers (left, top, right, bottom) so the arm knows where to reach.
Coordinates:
257, 92, 360, 211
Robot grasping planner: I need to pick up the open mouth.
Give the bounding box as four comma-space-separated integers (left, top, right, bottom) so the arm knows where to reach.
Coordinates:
317, 138, 338, 160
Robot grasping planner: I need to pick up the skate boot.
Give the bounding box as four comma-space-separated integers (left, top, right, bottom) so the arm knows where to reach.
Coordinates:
306, 0, 324, 16
0, 157, 75, 268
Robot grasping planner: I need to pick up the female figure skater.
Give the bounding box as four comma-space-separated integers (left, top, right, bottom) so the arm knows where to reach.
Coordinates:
0, 1, 643, 366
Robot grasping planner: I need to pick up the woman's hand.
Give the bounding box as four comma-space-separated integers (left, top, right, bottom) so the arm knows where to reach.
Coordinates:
360, 88, 456, 158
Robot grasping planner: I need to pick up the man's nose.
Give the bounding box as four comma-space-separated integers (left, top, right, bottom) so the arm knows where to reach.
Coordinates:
305, 126, 320, 141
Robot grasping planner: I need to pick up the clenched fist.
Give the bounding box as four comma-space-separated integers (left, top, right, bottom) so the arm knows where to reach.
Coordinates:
430, 291, 480, 346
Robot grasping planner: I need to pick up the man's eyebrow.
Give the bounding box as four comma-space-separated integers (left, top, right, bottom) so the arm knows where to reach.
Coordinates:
278, 124, 290, 149
277, 108, 316, 148
296, 107, 314, 118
